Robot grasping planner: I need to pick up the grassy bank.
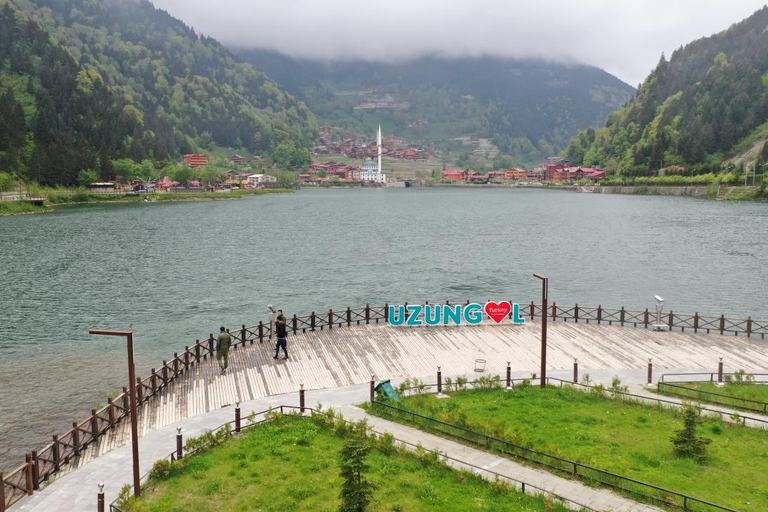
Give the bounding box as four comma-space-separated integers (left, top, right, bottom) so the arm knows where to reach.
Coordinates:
0, 188, 292, 216
658, 379, 768, 413
118, 414, 573, 512
369, 385, 768, 510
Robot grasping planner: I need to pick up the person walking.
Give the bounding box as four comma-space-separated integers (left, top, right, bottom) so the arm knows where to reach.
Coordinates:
216, 326, 232, 374
268, 305, 277, 344
274, 314, 289, 360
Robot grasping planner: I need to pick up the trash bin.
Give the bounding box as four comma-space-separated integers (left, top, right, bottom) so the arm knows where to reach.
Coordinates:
374, 380, 401, 401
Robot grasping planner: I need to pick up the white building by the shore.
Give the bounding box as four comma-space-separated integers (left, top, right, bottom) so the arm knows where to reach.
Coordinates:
361, 126, 386, 184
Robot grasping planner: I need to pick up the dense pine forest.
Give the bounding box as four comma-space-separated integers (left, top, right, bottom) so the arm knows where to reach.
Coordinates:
237, 50, 635, 167
0, 0, 316, 186
564, 7, 768, 176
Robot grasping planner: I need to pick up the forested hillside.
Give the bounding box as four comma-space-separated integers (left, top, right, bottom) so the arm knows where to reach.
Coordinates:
564, 7, 768, 175
0, 0, 316, 186
237, 50, 634, 167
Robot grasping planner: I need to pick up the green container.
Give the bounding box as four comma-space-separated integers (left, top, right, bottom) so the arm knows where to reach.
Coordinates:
374, 380, 400, 401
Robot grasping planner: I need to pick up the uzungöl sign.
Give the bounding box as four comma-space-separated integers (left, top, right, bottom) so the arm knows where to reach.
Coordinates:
388, 301, 525, 326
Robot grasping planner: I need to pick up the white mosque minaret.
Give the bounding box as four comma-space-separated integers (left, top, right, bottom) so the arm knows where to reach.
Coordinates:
361, 125, 387, 184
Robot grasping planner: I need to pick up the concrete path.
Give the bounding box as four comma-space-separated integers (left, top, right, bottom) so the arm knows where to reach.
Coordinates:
337, 405, 663, 512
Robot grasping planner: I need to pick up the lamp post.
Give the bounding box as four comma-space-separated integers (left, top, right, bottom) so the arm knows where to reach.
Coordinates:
89, 329, 141, 498
533, 274, 548, 388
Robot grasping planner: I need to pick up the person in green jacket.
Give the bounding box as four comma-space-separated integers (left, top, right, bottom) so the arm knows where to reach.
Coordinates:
217, 326, 231, 374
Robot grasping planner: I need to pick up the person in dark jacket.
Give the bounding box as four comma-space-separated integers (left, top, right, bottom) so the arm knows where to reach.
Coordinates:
274, 314, 289, 360
216, 326, 231, 374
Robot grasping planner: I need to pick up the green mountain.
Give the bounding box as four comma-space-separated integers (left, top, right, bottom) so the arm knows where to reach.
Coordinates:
235, 50, 635, 168
564, 7, 768, 175
0, 0, 316, 186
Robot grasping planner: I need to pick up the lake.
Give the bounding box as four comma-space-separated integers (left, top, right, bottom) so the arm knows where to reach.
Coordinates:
1, 187, 767, 469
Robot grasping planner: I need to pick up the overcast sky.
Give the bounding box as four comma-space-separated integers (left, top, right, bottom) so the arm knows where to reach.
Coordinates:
151, 0, 767, 86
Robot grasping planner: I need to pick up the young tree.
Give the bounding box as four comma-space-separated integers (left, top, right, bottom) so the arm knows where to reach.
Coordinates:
338, 434, 375, 512
670, 404, 711, 462
77, 169, 99, 187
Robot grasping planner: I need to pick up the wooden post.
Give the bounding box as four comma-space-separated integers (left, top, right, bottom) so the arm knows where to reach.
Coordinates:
52, 435, 61, 472
552, 302, 557, 321
719, 315, 725, 335
365, 304, 370, 324
176, 428, 183, 460
747, 317, 752, 338
328, 309, 334, 329
235, 403, 241, 433
643, 308, 649, 328
347, 307, 352, 326
506, 361, 511, 389
573, 358, 579, 384
300, 385, 306, 413
668, 310, 674, 330
370, 378, 375, 403
1, 471, 6, 512
620, 307, 626, 326
437, 367, 442, 394
384, 303, 389, 322
208, 335, 215, 359
151, 369, 157, 393
718, 358, 724, 383
597, 305, 602, 324
72, 422, 80, 454
31, 450, 39, 490
195, 340, 201, 361
693, 313, 699, 333
574, 304, 579, 323
647, 359, 653, 385
310, 311, 316, 331
184, 347, 190, 368
25, 453, 33, 496
162, 362, 168, 384
292, 314, 298, 334
529, 301, 535, 319
91, 410, 99, 440
242, 325, 247, 346
107, 398, 116, 427
173, 354, 179, 376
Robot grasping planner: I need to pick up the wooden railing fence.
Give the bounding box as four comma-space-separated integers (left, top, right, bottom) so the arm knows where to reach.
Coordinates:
3, 301, 766, 509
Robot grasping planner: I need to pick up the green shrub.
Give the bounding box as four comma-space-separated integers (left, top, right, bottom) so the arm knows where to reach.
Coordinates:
671, 404, 711, 462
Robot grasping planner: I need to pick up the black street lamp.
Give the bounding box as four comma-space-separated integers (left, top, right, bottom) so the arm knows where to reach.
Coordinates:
533, 274, 548, 388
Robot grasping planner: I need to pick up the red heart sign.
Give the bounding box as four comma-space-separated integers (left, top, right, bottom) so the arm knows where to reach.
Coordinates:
484, 301, 511, 323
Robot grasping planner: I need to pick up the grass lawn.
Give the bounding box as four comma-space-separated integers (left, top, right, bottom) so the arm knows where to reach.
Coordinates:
119, 414, 573, 512
659, 380, 768, 413
370, 385, 768, 510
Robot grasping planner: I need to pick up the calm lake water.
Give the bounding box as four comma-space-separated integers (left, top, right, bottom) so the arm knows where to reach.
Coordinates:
1, 187, 767, 469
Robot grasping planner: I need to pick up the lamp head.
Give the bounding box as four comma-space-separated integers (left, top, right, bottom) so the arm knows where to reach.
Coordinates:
654, 295, 664, 303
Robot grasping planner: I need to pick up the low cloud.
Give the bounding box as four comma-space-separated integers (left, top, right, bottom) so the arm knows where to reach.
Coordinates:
151, 0, 767, 85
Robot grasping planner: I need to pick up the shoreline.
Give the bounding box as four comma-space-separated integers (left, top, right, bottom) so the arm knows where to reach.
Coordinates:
0, 188, 294, 217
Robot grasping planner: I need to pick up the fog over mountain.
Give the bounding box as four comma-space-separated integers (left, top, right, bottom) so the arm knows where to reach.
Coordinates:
151, 0, 766, 86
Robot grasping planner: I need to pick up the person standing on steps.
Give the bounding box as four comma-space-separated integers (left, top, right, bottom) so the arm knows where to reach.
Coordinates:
274, 314, 289, 360
217, 326, 231, 374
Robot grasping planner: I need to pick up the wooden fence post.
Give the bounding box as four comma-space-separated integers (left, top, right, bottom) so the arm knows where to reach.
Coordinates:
31, 451, 39, 490
292, 314, 298, 334
151, 369, 157, 394
643, 308, 649, 328
328, 309, 334, 329
574, 304, 579, 323
620, 307, 626, 326
258, 322, 264, 343
384, 303, 389, 322
208, 335, 214, 359
365, 304, 370, 324
136, 377, 143, 403
242, 325, 247, 346
107, 398, 115, 427
91, 410, 99, 440
552, 302, 557, 321
162, 363, 168, 386
719, 315, 725, 335
52, 435, 60, 472
529, 301, 535, 319
173, 354, 179, 376
747, 317, 752, 338
347, 307, 352, 326
597, 305, 602, 324
195, 340, 201, 360
25, 453, 33, 496
184, 347, 190, 368
693, 313, 699, 333
310, 311, 316, 331
668, 311, 674, 330
122, 388, 129, 415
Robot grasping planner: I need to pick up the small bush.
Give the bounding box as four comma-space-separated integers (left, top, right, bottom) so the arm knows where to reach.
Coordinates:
149, 459, 173, 480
